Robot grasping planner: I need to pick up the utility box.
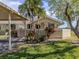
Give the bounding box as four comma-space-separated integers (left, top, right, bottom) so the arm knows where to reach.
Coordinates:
62, 28, 71, 39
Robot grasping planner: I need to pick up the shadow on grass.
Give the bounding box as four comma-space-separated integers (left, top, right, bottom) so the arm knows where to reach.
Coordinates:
0, 41, 78, 59
25, 45, 78, 59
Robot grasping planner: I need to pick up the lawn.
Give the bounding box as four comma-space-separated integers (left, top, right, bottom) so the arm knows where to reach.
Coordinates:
0, 41, 79, 59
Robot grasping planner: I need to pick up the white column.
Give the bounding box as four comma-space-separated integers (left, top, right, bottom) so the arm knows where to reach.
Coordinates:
24, 20, 26, 36
8, 13, 12, 50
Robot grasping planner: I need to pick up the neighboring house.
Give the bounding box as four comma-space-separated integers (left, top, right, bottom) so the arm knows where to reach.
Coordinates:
25, 16, 63, 39
26, 16, 63, 30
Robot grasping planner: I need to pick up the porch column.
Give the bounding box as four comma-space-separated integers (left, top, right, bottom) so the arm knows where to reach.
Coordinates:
8, 13, 12, 50
23, 20, 26, 37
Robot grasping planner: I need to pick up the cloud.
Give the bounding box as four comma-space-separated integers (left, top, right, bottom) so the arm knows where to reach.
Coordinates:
10, 2, 22, 5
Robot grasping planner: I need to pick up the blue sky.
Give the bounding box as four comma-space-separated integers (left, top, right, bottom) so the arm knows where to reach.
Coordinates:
0, 0, 24, 11
0, 0, 69, 28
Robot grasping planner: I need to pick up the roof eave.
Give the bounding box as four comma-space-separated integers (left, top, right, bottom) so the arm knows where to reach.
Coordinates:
0, 2, 28, 20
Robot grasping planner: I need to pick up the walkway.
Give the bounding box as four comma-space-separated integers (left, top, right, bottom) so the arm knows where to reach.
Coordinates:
0, 38, 24, 53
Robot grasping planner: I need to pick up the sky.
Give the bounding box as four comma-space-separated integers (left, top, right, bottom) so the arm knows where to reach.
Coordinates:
0, 0, 68, 28
0, 0, 24, 11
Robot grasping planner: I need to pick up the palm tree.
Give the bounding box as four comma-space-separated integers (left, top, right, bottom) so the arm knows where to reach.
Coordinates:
19, 0, 46, 41
19, 0, 45, 19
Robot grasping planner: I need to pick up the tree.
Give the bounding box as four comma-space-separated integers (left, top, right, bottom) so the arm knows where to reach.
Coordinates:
19, 0, 45, 29
19, 0, 45, 21
46, 0, 79, 38
19, 0, 46, 40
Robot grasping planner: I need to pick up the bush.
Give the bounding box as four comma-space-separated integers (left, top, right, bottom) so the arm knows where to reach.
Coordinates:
25, 30, 46, 43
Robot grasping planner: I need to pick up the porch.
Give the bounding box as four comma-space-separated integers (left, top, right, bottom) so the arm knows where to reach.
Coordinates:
0, 2, 27, 50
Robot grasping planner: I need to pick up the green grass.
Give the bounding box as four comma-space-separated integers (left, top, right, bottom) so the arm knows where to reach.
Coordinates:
0, 41, 79, 59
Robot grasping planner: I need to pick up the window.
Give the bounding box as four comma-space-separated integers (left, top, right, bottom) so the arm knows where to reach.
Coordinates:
48, 23, 54, 28
27, 24, 32, 29
52, 24, 54, 28
11, 24, 16, 30
35, 24, 40, 29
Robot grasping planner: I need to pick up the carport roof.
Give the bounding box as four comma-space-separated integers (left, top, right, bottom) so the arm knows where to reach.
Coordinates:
0, 2, 27, 21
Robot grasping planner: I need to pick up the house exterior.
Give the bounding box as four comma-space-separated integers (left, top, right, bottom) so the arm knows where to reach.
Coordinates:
25, 16, 63, 39
0, 1, 29, 50
0, 1, 63, 38
0, 1, 63, 50
26, 16, 63, 30
0, 1, 28, 39
0, 2, 27, 30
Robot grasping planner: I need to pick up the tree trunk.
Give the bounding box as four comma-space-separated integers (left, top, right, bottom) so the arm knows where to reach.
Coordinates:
65, 2, 79, 38
68, 20, 79, 38
67, 13, 79, 38
72, 29, 79, 38
67, 14, 79, 38
75, 20, 79, 30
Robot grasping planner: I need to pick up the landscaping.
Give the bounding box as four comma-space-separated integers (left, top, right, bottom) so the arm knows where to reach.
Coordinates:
0, 41, 79, 59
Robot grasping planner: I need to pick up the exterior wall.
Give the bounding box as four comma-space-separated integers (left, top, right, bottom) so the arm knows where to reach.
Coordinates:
62, 29, 71, 39
0, 19, 60, 31
0, 21, 25, 30
0, 19, 61, 38
0, 21, 26, 38
32, 19, 59, 29
0, 24, 8, 30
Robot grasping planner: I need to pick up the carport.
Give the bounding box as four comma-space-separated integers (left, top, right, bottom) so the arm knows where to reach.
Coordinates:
0, 2, 27, 50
